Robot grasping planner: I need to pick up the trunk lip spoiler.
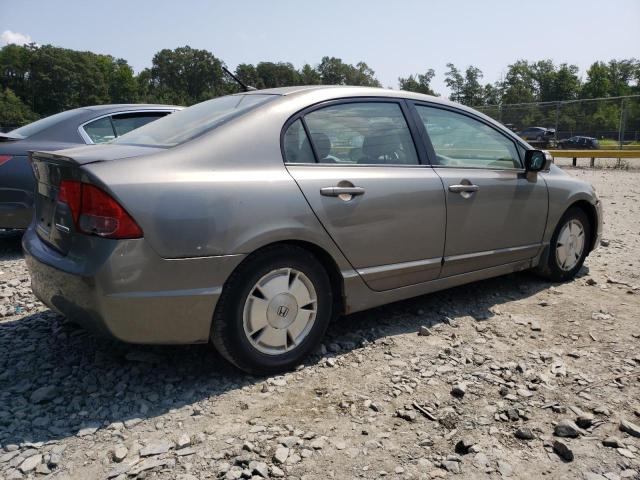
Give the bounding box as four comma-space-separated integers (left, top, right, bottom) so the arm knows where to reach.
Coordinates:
0, 131, 24, 141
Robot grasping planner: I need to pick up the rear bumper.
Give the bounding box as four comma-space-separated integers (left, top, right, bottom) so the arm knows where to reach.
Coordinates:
23, 227, 245, 344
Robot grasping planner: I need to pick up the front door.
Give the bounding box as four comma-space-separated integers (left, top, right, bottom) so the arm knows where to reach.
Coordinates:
283, 101, 446, 291
412, 104, 548, 277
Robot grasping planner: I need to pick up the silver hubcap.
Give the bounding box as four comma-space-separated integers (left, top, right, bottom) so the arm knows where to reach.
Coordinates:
243, 268, 317, 355
555, 219, 585, 271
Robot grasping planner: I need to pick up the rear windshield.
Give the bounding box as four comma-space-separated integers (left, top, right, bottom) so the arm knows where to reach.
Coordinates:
9, 109, 83, 139
113, 94, 275, 147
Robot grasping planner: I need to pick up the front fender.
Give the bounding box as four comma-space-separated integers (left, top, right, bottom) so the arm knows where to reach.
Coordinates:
540, 166, 601, 249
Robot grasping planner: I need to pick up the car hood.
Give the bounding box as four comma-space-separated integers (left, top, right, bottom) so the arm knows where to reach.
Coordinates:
31, 143, 164, 165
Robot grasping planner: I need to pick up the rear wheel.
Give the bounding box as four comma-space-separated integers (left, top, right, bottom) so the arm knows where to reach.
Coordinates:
211, 245, 332, 375
536, 207, 591, 282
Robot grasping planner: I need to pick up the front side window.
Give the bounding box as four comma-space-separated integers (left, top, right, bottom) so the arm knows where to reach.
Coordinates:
302, 102, 419, 165
83, 117, 116, 144
416, 106, 521, 169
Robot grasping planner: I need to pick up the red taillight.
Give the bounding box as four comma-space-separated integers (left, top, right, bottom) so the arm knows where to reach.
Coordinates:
57, 181, 142, 239
0, 155, 12, 167
59, 180, 82, 224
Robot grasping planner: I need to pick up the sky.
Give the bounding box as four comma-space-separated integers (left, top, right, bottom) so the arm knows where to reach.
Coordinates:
1, 0, 639, 95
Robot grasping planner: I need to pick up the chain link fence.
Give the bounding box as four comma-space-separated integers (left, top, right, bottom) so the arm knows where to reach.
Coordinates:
475, 95, 640, 148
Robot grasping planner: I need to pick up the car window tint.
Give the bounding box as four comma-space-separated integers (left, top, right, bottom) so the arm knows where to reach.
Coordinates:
83, 117, 116, 144
283, 119, 316, 163
303, 103, 419, 165
417, 106, 521, 169
112, 112, 169, 136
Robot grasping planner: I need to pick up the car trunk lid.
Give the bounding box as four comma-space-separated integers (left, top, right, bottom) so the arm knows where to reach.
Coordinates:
31, 144, 160, 254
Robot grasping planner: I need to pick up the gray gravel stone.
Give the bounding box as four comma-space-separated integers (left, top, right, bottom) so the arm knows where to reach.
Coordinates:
554, 419, 582, 438
273, 446, 289, 464
515, 427, 535, 440
19, 454, 42, 473
29, 385, 57, 404
451, 383, 467, 398
113, 446, 128, 462
553, 440, 574, 461
139, 439, 174, 456
620, 419, 640, 438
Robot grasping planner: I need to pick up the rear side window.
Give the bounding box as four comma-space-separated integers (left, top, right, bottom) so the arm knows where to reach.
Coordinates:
112, 112, 169, 136
298, 102, 419, 165
83, 117, 116, 144
283, 119, 316, 163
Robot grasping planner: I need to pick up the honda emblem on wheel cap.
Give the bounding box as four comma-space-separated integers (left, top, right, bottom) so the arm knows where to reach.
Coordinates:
277, 305, 289, 317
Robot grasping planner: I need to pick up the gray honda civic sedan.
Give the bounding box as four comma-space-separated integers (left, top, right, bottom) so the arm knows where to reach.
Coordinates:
23, 86, 602, 374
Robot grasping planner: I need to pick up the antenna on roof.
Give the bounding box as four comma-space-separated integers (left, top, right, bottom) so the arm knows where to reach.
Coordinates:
222, 67, 257, 92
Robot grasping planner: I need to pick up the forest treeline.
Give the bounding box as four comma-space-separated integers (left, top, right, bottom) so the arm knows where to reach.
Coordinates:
1, 43, 638, 130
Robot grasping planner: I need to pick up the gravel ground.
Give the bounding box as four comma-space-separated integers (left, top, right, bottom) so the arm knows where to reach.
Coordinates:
0, 168, 639, 480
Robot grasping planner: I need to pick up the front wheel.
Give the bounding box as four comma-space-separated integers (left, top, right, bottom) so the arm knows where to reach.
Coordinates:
211, 245, 333, 375
536, 207, 591, 282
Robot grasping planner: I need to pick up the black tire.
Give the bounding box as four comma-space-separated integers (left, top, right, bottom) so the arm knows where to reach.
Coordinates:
211, 245, 333, 375
535, 207, 591, 282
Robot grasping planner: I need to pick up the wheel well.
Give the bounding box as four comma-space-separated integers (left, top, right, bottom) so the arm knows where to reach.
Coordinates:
242, 240, 346, 317
569, 200, 598, 252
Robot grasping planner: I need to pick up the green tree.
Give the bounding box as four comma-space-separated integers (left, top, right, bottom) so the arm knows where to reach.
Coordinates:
105, 58, 138, 103
461, 66, 484, 106
482, 83, 502, 105
298, 64, 321, 85
0, 87, 39, 128
500, 60, 536, 104
553, 63, 581, 101
607, 59, 637, 97
444, 63, 464, 103
581, 61, 611, 98
142, 46, 225, 105
398, 69, 437, 95
255, 62, 299, 88
317, 57, 380, 86
234, 63, 259, 89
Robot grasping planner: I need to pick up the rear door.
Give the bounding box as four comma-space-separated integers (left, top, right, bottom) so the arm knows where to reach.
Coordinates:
284, 99, 446, 291
410, 103, 548, 277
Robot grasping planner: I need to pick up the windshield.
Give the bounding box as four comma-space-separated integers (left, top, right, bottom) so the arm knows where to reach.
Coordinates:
113, 94, 275, 147
9, 109, 83, 139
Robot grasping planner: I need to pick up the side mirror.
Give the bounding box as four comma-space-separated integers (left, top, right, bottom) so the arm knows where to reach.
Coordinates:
524, 150, 551, 172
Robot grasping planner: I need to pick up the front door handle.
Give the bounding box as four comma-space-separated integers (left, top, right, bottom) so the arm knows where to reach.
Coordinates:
320, 186, 365, 197
448, 184, 479, 193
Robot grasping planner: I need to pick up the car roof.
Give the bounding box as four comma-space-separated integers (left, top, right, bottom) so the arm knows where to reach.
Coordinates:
240, 85, 525, 147
242, 85, 476, 114
81, 104, 182, 112
244, 85, 443, 102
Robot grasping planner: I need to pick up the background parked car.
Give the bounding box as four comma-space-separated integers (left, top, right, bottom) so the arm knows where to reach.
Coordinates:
519, 126, 556, 142
558, 136, 600, 149
0, 104, 181, 229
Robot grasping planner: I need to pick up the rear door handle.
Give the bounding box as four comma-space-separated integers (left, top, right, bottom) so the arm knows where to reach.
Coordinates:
449, 184, 479, 193
320, 186, 365, 197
